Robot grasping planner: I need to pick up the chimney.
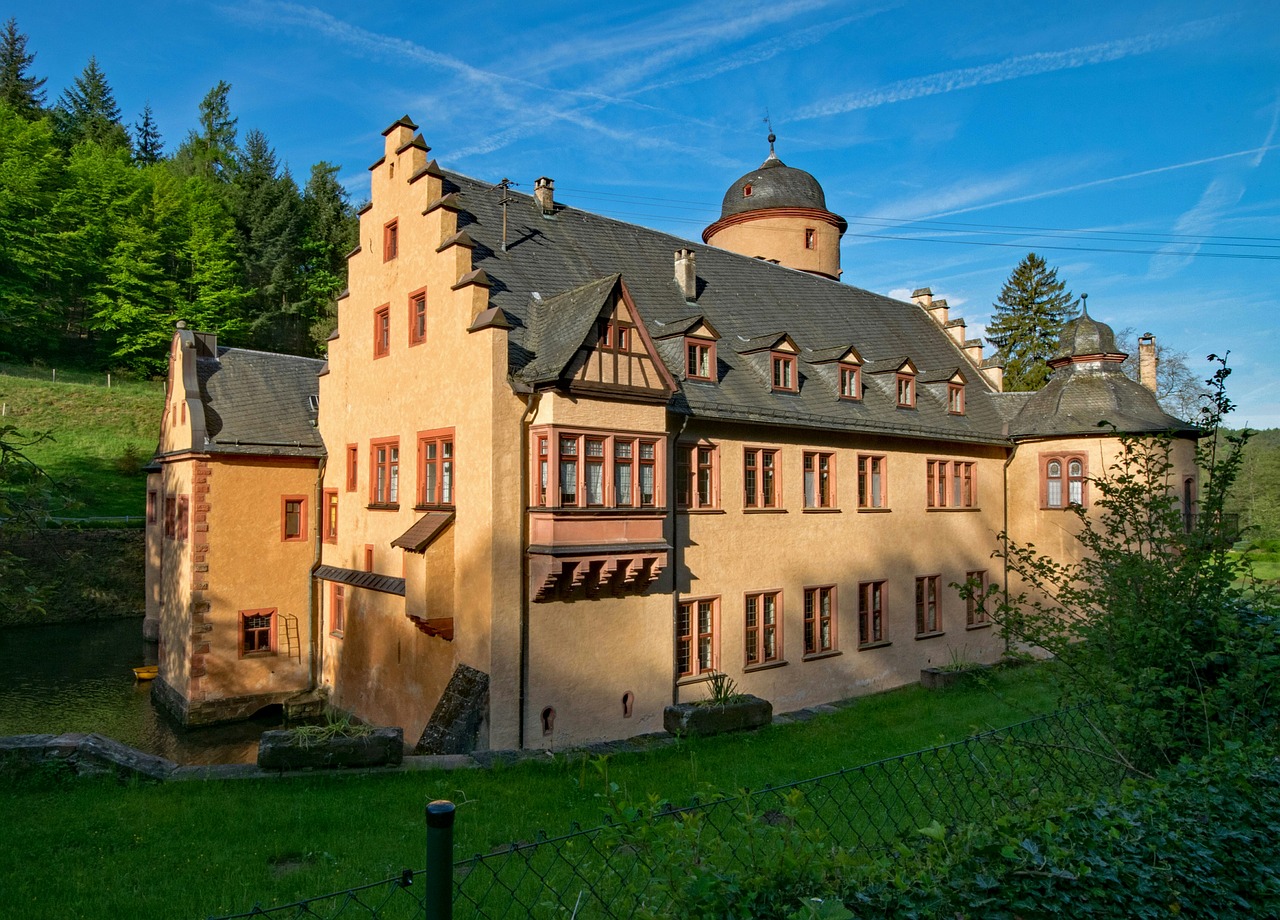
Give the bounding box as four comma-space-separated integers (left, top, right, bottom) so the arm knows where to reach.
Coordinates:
534, 176, 555, 215
1138, 333, 1158, 392
911, 287, 933, 307
674, 248, 697, 301
928, 297, 950, 327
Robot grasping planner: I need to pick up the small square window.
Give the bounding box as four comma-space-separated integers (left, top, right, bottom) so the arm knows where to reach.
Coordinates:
373, 305, 391, 358
383, 219, 398, 261
896, 374, 915, 408
771, 354, 796, 392
409, 290, 427, 345
240, 608, 276, 656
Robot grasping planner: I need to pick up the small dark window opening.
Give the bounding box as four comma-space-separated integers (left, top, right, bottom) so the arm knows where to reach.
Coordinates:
743, 184, 753, 197
622, 692, 634, 718
541, 707, 556, 736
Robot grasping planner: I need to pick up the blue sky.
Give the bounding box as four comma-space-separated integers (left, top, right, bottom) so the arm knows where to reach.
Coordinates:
13, 1, 1280, 425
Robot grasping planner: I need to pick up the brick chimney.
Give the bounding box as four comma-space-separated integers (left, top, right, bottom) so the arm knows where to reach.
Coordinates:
534, 177, 555, 215
674, 248, 697, 301
1138, 333, 1158, 392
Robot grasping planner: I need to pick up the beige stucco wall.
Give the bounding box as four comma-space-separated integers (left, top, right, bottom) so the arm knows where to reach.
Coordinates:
674, 421, 1008, 712
319, 122, 526, 749
1003, 432, 1200, 610
704, 210, 844, 279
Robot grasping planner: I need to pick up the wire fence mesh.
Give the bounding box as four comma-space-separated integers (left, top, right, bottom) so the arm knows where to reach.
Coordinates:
211, 706, 1125, 920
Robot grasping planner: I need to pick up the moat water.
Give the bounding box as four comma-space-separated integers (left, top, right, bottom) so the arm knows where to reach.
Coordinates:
0, 618, 280, 765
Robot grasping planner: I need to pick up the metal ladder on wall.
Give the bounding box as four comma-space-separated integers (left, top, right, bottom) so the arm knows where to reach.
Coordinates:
280, 613, 301, 662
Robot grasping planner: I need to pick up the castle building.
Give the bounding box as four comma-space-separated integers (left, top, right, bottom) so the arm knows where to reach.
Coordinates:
145, 118, 1197, 751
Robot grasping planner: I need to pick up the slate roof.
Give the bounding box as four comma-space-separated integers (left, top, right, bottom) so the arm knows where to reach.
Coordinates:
1008, 313, 1196, 439
717, 151, 840, 223
195, 348, 325, 457
440, 170, 1014, 447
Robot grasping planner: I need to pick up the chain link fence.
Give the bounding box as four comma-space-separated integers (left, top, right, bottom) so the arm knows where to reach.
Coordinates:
212, 706, 1124, 920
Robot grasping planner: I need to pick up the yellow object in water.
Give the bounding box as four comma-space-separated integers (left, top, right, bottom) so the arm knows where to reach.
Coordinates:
132, 665, 158, 681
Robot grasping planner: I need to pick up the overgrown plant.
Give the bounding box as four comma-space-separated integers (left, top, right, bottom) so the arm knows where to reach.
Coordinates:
702, 670, 744, 708
965, 356, 1280, 771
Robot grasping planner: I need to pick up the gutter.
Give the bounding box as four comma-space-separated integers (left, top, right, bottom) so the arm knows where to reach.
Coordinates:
669, 413, 689, 707
309, 457, 327, 697
517, 392, 540, 750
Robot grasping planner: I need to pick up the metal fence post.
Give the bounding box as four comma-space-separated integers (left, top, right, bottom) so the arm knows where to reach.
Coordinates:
425, 799, 456, 920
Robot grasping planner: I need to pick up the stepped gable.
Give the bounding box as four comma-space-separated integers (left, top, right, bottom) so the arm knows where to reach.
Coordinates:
1008, 308, 1196, 439
196, 348, 326, 457
441, 171, 1008, 447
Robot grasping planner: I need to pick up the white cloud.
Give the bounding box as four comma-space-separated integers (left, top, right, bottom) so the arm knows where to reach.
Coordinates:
791, 17, 1226, 121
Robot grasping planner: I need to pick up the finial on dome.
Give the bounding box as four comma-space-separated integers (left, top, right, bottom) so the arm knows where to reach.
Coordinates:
1080, 292, 1089, 316
768, 132, 776, 154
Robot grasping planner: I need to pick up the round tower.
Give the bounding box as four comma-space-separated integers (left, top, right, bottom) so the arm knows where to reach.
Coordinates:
702, 134, 847, 280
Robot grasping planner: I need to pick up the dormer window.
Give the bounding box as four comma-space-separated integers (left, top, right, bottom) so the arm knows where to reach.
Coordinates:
686, 338, 715, 381
839, 363, 861, 400
948, 382, 965, 415
896, 373, 915, 408
597, 319, 629, 351
771, 353, 797, 392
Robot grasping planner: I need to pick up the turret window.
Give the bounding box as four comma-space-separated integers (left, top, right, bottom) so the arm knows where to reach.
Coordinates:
743, 184, 753, 198
804, 228, 816, 250
1043, 454, 1087, 508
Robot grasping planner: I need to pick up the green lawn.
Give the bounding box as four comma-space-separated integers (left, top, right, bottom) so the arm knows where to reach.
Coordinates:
0, 372, 162, 518
2, 664, 1058, 920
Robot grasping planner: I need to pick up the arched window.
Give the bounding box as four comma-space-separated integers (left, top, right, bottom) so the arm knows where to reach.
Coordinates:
1044, 455, 1087, 508
541, 707, 555, 736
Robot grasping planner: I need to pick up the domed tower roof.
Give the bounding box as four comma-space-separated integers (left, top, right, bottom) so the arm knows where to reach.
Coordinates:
1009, 297, 1196, 438
718, 149, 840, 224
703, 134, 848, 280
1048, 302, 1120, 366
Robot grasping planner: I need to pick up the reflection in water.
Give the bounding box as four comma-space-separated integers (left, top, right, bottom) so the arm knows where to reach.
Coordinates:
0, 618, 282, 765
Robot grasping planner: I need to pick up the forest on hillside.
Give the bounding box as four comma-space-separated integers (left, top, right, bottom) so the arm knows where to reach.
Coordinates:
0, 20, 358, 376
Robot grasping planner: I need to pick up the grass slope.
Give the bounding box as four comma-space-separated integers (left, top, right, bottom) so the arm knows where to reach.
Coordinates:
0, 372, 162, 518
2, 665, 1058, 920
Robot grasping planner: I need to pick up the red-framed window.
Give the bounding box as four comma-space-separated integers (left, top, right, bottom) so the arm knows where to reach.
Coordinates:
281, 495, 306, 542
926, 460, 976, 509
240, 608, 276, 656
857, 455, 887, 509
532, 428, 663, 509
743, 447, 780, 509
771, 353, 797, 392
839, 363, 861, 400
804, 585, 836, 655
164, 496, 176, 539
678, 596, 718, 677
1043, 454, 1087, 508
597, 319, 631, 352
804, 228, 816, 250
408, 289, 427, 346
686, 338, 715, 381
373, 304, 391, 358
896, 373, 916, 408
383, 219, 398, 261
676, 442, 719, 510
370, 438, 400, 505
364, 544, 375, 572
948, 382, 965, 415
345, 444, 359, 492
858, 581, 885, 646
915, 575, 941, 636
966, 570, 989, 627
175, 496, 189, 541
417, 429, 455, 506
330, 583, 345, 637
323, 489, 338, 543
745, 591, 781, 667
147, 490, 158, 525
803, 451, 834, 509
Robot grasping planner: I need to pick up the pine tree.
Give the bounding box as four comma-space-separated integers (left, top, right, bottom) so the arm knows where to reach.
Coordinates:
985, 253, 1079, 391
54, 56, 129, 150
132, 103, 163, 164
300, 161, 357, 352
0, 18, 46, 117
175, 81, 238, 180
